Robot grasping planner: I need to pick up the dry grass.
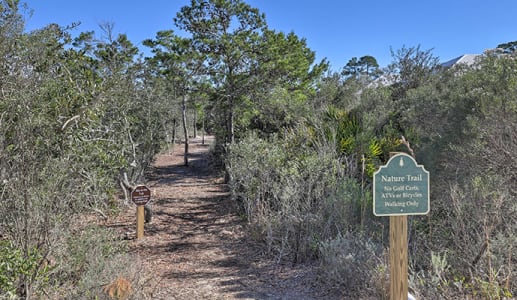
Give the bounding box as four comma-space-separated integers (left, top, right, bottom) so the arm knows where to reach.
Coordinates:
103, 277, 133, 300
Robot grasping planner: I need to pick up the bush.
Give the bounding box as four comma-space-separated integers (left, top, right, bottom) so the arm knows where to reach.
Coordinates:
227, 129, 382, 263
0, 4, 170, 298
43, 225, 148, 299
319, 232, 388, 299
401, 53, 517, 298
0, 240, 49, 298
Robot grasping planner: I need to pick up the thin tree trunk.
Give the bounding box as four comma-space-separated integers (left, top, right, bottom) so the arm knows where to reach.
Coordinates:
228, 105, 234, 144
182, 95, 189, 166
172, 118, 176, 144
227, 76, 235, 144
230, 110, 234, 143
202, 116, 205, 145
193, 108, 197, 138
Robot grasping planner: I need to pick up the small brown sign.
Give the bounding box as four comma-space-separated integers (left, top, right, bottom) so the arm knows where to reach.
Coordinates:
131, 185, 151, 206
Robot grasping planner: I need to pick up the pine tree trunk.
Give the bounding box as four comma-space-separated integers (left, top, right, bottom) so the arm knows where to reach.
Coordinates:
228, 106, 235, 144
182, 95, 189, 166
202, 116, 205, 145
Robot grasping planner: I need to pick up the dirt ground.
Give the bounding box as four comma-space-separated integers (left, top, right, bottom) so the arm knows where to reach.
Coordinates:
112, 137, 337, 299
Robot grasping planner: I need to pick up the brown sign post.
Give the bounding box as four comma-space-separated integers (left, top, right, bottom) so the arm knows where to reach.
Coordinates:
131, 185, 151, 239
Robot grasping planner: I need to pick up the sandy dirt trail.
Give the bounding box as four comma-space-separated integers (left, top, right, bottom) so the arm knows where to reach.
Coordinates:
115, 137, 329, 299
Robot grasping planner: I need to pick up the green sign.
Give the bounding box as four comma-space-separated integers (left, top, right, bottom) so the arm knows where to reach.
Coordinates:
373, 153, 429, 216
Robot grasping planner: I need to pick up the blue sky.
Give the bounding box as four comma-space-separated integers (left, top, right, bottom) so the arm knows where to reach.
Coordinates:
23, 0, 517, 70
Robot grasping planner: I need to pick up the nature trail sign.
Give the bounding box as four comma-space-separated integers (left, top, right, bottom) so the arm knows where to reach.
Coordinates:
373, 152, 430, 300
373, 152, 429, 216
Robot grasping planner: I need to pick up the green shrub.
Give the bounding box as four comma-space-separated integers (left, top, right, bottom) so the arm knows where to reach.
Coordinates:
0, 240, 49, 298
227, 129, 382, 263
401, 53, 517, 298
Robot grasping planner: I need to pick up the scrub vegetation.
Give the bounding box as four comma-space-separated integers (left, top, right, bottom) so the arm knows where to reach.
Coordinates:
1, 0, 515, 298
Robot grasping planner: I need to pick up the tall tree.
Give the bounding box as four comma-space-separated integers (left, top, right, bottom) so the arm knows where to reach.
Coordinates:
144, 30, 203, 166
358, 55, 380, 77
174, 0, 267, 144
341, 55, 380, 79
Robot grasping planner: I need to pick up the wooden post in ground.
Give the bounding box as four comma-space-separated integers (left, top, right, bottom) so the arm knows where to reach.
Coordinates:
390, 215, 408, 300
131, 185, 151, 240
136, 205, 145, 239
388, 151, 408, 300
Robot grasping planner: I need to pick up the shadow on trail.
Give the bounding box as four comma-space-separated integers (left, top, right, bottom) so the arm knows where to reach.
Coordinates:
133, 138, 326, 299
147, 151, 215, 185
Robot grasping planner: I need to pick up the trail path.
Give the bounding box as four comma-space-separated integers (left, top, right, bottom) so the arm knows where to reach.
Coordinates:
117, 137, 330, 299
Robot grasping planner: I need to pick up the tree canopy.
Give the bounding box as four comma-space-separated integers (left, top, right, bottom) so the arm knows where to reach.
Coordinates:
497, 40, 517, 53
342, 55, 381, 79
174, 0, 327, 143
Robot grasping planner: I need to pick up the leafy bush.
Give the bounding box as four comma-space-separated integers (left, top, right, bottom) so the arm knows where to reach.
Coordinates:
0, 240, 49, 298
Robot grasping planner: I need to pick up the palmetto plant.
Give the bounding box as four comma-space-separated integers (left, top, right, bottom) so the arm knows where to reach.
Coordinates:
323, 105, 395, 178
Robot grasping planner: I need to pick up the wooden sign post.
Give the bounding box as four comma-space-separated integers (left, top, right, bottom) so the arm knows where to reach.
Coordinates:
136, 205, 145, 239
131, 185, 151, 239
389, 214, 408, 300
373, 153, 429, 300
